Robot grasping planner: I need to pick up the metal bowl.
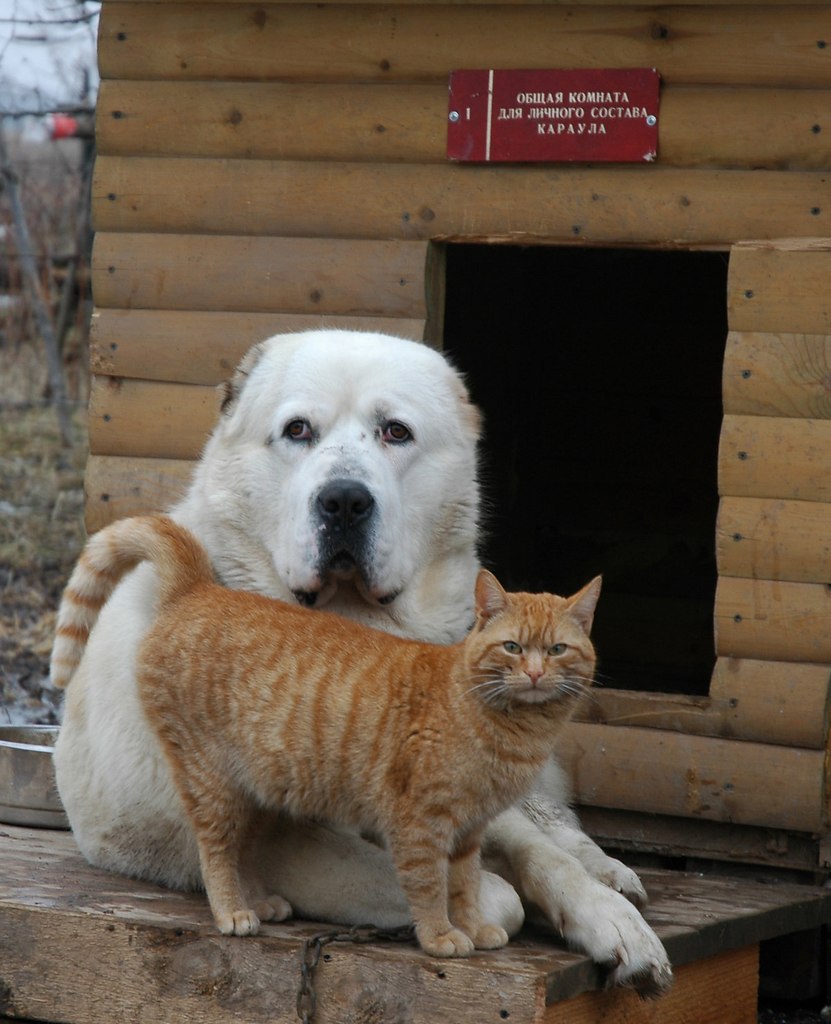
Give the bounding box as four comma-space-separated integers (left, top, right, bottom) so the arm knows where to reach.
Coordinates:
0, 725, 69, 829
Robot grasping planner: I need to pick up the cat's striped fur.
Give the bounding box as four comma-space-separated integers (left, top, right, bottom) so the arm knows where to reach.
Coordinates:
52, 514, 600, 958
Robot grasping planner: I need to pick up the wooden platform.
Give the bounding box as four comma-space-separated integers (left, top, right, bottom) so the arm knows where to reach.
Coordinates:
2, 826, 831, 1023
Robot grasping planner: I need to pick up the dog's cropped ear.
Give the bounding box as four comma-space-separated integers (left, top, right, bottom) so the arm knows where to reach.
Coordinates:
220, 342, 268, 415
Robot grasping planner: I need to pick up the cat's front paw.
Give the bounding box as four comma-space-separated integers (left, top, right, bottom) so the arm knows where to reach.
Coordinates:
473, 923, 509, 949
254, 893, 293, 922
216, 909, 260, 936
417, 925, 475, 958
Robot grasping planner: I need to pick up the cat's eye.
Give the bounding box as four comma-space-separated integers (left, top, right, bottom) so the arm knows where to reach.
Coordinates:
503, 641, 522, 654
382, 421, 413, 444
548, 643, 568, 656
284, 419, 313, 442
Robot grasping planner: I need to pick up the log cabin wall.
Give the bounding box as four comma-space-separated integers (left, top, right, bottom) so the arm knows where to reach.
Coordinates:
90, 0, 831, 870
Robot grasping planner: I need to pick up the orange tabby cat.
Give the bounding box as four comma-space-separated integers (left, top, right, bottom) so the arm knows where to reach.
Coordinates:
53, 514, 600, 958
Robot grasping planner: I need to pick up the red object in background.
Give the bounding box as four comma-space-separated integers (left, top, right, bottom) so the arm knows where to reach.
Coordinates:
447, 68, 660, 163
49, 114, 80, 140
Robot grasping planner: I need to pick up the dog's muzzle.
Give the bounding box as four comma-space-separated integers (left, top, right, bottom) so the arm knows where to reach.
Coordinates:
293, 478, 390, 607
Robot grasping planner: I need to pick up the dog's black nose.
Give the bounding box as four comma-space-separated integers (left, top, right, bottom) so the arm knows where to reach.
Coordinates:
317, 480, 374, 530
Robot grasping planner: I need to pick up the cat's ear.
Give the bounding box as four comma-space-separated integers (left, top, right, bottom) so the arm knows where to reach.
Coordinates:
567, 576, 602, 634
475, 569, 508, 623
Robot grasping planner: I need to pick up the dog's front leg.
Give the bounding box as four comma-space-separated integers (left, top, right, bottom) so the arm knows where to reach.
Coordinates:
483, 807, 673, 996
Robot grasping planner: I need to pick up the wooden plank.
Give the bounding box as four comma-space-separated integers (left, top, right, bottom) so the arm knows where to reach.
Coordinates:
718, 414, 831, 502
3, 826, 831, 1024
575, 658, 830, 748
717, 496, 831, 583
578, 807, 824, 874
85, 454, 194, 533
96, 80, 831, 172
98, 5, 831, 87
715, 575, 831, 664
88, 376, 219, 459
557, 722, 825, 832
545, 945, 758, 1024
92, 157, 830, 247
728, 240, 831, 334
91, 235, 429, 316
709, 657, 830, 750
98, 0, 831, 7
90, 309, 426, 385
723, 331, 831, 418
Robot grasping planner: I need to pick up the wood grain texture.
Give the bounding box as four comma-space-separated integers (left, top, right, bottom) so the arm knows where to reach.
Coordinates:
717, 496, 831, 583
575, 657, 830, 749
3, 825, 831, 1023
96, 80, 831, 172
728, 240, 831, 334
719, 414, 831, 502
97, 5, 831, 87
84, 454, 194, 533
89, 309, 426, 385
558, 721, 825, 832
723, 331, 831, 418
715, 575, 831, 663
91, 234, 429, 316
92, 157, 830, 247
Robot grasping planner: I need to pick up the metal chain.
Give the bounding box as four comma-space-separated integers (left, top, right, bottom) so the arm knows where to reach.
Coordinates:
296, 923, 416, 1024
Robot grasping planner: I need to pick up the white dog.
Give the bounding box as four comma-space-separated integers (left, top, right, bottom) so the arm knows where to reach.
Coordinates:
52, 329, 671, 994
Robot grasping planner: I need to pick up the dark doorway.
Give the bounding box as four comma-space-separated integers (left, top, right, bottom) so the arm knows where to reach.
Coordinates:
442, 245, 728, 695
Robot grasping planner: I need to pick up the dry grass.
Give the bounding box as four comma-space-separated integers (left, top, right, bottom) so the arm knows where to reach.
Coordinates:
0, 341, 88, 724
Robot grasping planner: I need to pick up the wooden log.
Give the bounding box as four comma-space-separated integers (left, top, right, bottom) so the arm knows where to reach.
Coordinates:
577, 806, 823, 874
96, 79, 831, 172
98, 5, 831, 87
723, 331, 831, 418
715, 575, 831, 663
88, 376, 220, 459
92, 157, 830, 248
716, 496, 831, 583
575, 657, 830, 749
709, 657, 830, 750
718, 414, 831, 502
85, 454, 194, 533
90, 309, 426, 385
557, 722, 825, 832
91, 235, 429, 316
728, 240, 831, 334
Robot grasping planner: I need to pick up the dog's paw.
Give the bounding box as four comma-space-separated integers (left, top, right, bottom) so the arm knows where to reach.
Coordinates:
561, 884, 671, 997
253, 893, 293, 922
590, 855, 649, 908
417, 925, 476, 958
216, 909, 260, 936
473, 923, 509, 950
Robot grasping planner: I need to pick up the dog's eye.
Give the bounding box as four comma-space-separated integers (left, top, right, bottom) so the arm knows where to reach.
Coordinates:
382, 421, 412, 444
503, 641, 522, 655
548, 643, 567, 656
283, 419, 313, 442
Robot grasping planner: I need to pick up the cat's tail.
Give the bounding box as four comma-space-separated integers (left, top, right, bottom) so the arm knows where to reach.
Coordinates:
50, 514, 213, 689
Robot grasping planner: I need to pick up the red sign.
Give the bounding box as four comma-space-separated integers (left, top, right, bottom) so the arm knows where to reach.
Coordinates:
447, 68, 660, 163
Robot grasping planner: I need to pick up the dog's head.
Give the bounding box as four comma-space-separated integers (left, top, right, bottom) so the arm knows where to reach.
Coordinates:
194, 330, 482, 624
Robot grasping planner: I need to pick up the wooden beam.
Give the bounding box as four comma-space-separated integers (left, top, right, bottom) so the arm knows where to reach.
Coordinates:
97, 5, 831, 87
84, 454, 194, 533
728, 240, 831, 334
719, 414, 831, 503
90, 309, 427, 385
723, 331, 831, 419
92, 157, 830, 248
91, 234, 429, 316
557, 722, 825, 832
717, 496, 831, 583
715, 575, 831, 665
96, 80, 831, 172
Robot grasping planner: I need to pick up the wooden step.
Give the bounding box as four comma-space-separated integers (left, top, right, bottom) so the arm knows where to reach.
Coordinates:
2, 826, 831, 1023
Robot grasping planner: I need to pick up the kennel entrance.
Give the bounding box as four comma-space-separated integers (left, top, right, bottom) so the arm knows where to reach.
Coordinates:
442, 245, 728, 697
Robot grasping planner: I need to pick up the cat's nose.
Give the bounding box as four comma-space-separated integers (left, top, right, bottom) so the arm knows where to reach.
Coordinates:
317, 479, 375, 530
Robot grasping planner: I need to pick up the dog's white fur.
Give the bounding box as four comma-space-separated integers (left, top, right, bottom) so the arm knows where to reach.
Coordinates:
53, 330, 671, 994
